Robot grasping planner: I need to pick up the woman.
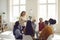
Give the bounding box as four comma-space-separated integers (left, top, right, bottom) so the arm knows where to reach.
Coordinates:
13, 21, 23, 40
19, 11, 27, 33
39, 19, 56, 40
39, 20, 53, 40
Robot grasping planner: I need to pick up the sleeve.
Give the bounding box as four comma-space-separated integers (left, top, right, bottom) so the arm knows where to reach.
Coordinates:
13, 25, 16, 35
21, 17, 27, 22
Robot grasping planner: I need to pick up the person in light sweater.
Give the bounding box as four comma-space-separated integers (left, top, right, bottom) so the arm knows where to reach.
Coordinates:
39, 20, 53, 40
19, 11, 27, 33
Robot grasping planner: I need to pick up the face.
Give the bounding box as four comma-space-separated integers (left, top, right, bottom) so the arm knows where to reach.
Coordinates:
21, 11, 26, 16
22, 12, 26, 16
39, 18, 43, 22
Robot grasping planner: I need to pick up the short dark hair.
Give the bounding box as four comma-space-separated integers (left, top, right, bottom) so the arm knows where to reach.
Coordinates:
15, 21, 19, 26
45, 20, 49, 25
49, 18, 56, 25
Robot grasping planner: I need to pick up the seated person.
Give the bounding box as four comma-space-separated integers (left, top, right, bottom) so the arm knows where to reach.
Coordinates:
13, 21, 23, 40
49, 18, 56, 33
39, 19, 56, 40
25, 20, 34, 37
38, 18, 45, 34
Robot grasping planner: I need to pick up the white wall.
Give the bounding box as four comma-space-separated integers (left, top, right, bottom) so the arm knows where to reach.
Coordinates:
0, 0, 1, 14
26, 0, 37, 18
0, 0, 8, 19
0, 0, 1, 13
57, 0, 60, 34
58, 0, 60, 26
26, 0, 38, 31
53, 0, 60, 34
0, 0, 10, 30
0, 0, 7, 13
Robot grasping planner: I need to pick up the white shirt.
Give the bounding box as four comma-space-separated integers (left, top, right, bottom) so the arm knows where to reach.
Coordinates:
19, 16, 27, 26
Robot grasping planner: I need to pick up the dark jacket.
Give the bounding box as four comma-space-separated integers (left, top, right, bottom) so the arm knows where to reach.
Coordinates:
13, 21, 23, 39
25, 20, 34, 37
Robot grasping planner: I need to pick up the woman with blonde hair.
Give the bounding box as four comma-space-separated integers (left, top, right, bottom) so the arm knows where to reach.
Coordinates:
19, 11, 27, 33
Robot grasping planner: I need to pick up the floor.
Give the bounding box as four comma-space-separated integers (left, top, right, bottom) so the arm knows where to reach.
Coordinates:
0, 31, 60, 40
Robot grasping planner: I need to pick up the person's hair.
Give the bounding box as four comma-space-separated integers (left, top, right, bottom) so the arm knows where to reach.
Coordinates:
32, 19, 36, 22
29, 16, 32, 20
45, 20, 49, 25
15, 21, 19, 26
49, 18, 56, 25
39, 18, 43, 20
20, 11, 26, 16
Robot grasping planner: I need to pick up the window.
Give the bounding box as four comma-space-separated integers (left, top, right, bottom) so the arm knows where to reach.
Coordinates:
38, 0, 58, 22
10, 0, 26, 22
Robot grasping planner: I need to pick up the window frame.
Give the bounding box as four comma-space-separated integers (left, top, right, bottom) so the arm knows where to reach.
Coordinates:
38, 0, 58, 22
10, 0, 26, 22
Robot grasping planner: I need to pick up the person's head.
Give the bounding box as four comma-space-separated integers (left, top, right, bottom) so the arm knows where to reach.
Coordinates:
44, 20, 49, 26
20, 11, 26, 17
29, 16, 32, 20
32, 19, 36, 23
39, 18, 43, 22
15, 21, 19, 26
49, 18, 56, 25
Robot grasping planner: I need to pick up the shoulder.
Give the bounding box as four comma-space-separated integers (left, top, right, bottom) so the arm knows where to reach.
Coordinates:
45, 26, 53, 32
45, 26, 52, 29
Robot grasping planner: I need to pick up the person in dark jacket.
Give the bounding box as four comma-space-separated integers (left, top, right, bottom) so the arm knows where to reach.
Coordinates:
25, 20, 34, 37
49, 18, 56, 25
13, 21, 19, 35
13, 21, 23, 40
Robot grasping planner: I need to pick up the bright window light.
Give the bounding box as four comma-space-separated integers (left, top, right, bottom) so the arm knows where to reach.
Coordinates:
48, 5, 56, 19
13, 0, 19, 5
38, 0, 58, 22
38, 5, 47, 21
20, 0, 26, 4
12, 6, 19, 22
48, 0, 56, 3
38, 0, 47, 3
20, 6, 26, 13
10, 0, 26, 22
